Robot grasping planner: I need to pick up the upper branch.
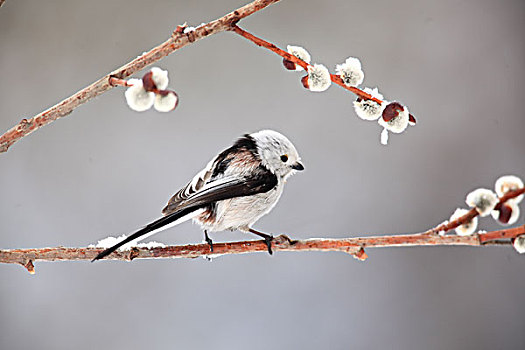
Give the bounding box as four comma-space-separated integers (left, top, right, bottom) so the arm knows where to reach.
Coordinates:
231, 25, 383, 104
0, 0, 280, 153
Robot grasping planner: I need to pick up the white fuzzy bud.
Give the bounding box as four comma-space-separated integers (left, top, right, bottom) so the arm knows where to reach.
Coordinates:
491, 201, 520, 226
513, 235, 525, 254
465, 188, 498, 217
306, 64, 331, 92
335, 57, 364, 87
125, 79, 155, 112
495, 175, 523, 204
150, 67, 169, 90
378, 102, 409, 133
154, 91, 179, 112
450, 208, 478, 236
353, 87, 385, 121
286, 45, 311, 71
380, 128, 389, 145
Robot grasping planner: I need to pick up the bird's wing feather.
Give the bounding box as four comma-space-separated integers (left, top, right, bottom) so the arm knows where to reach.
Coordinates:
180, 170, 278, 209
164, 166, 277, 214
162, 139, 261, 215
162, 158, 216, 215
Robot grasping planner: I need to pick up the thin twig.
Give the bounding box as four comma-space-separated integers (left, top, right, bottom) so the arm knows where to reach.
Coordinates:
231, 25, 383, 104
0, 0, 280, 153
1, 225, 523, 274
427, 188, 525, 235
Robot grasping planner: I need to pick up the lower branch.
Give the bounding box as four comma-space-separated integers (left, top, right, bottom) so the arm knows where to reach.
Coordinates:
1, 225, 523, 274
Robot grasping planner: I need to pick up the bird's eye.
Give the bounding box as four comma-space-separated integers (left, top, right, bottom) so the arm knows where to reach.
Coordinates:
280, 155, 288, 162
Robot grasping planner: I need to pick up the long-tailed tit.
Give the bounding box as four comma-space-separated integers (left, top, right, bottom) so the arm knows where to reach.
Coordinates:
92, 130, 304, 261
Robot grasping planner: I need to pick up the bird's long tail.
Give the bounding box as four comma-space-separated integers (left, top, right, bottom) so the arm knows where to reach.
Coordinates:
92, 206, 204, 262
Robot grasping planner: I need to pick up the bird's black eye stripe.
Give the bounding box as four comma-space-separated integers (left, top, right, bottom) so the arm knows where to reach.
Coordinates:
280, 155, 288, 162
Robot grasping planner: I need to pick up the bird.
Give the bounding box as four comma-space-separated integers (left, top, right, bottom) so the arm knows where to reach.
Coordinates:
92, 130, 304, 261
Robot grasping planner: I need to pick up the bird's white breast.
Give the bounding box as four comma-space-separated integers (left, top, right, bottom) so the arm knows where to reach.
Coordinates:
195, 181, 284, 232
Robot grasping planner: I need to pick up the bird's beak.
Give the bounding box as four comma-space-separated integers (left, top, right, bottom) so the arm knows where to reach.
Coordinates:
291, 162, 304, 171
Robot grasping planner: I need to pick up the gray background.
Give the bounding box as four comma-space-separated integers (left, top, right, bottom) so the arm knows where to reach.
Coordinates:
1, 0, 524, 349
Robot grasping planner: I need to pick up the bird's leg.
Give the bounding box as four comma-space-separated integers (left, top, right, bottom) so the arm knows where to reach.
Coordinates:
204, 230, 213, 252
248, 228, 274, 255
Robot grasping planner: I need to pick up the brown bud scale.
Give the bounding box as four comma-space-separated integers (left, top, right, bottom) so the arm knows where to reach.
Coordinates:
498, 203, 513, 224
142, 71, 157, 92
301, 75, 309, 89
158, 89, 172, 97
282, 58, 296, 71
382, 102, 404, 122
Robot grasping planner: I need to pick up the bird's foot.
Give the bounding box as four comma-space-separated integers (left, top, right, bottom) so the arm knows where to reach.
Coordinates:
263, 235, 274, 255
204, 230, 213, 252
248, 228, 274, 255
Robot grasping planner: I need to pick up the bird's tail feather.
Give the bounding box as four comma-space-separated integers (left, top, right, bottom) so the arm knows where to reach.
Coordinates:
92, 206, 204, 262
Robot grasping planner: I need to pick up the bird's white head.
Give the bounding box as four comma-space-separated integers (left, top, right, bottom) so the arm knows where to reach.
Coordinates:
250, 130, 304, 180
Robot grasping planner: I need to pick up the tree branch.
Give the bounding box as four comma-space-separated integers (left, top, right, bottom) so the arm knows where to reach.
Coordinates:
1, 183, 523, 274
231, 25, 383, 104
1, 225, 523, 274
0, 0, 280, 154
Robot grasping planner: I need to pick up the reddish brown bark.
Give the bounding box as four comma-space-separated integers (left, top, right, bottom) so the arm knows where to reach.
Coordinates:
1, 225, 523, 274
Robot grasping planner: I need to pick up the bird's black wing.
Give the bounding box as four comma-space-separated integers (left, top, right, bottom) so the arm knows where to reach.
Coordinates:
162, 134, 259, 215
161, 158, 216, 215
180, 168, 277, 209
92, 167, 277, 262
